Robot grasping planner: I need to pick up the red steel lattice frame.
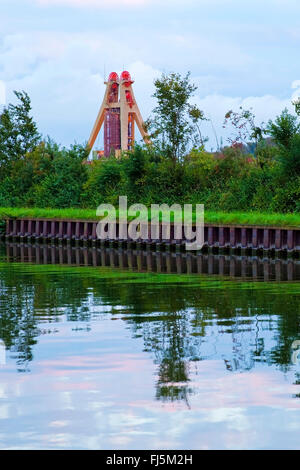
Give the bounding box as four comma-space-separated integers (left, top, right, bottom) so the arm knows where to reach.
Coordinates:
104, 107, 121, 157
128, 113, 134, 150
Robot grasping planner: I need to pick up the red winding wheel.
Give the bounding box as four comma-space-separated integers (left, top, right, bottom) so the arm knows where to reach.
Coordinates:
108, 72, 119, 81
120, 71, 131, 81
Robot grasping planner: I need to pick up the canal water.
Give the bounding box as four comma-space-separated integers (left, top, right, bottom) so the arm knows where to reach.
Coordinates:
0, 242, 299, 450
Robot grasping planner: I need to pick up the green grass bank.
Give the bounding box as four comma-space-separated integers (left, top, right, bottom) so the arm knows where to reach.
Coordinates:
0, 207, 299, 228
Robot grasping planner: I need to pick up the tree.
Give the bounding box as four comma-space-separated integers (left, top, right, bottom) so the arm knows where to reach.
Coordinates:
33, 143, 88, 208
0, 91, 40, 168
276, 134, 300, 178
147, 72, 204, 162
267, 108, 300, 148
223, 106, 277, 168
188, 105, 208, 148
292, 97, 300, 117
223, 106, 265, 148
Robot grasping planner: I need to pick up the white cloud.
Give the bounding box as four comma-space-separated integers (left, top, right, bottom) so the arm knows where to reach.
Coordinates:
158, 33, 252, 70
194, 91, 295, 149
291, 80, 300, 101
2, 30, 298, 149
2, 31, 158, 145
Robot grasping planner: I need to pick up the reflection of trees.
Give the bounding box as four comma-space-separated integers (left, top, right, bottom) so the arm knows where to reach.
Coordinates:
0, 279, 38, 372
0, 265, 94, 371
0, 253, 299, 400
294, 373, 300, 398
138, 311, 196, 404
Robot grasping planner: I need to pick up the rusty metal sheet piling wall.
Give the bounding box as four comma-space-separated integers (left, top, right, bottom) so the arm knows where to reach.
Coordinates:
3, 218, 300, 255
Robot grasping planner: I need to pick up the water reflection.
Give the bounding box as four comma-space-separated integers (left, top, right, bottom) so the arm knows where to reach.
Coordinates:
2, 241, 300, 280
1, 241, 300, 449
0, 242, 300, 407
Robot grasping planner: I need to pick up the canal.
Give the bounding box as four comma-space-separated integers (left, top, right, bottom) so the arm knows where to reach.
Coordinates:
0, 242, 299, 449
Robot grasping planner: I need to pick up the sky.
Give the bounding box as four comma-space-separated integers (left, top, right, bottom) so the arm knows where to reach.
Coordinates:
1, 0, 300, 150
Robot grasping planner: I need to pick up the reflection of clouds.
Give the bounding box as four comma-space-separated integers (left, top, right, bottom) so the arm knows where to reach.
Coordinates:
190, 361, 300, 410
0, 404, 10, 420
107, 435, 131, 448
42, 433, 72, 448
87, 399, 114, 411
1, 307, 300, 449
136, 360, 300, 411
0, 384, 7, 399
204, 408, 249, 432
1, 360, 300, 449
60, 391, 75, 411
49, 420, 69, 428
108, 411, 156, 429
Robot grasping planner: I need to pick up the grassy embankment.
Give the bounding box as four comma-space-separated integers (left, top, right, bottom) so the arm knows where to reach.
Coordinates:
0, 207, 299, 227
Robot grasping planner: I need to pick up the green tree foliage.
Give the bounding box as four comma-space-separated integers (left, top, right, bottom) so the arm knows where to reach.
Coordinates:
222, 106, 270, 168
224, 107, 265, 145
81, 157, 122, 207
0, 138, 88, 208
0, 89, 299, 214
293, 98, 300, 117
277, 134, 300, 177
147, 72, 205, 162
188, 105, 208, 147
32, 142, 88, 208
266, 108, 300, 180
267, 108, 299, 148
0, 91, 40, 170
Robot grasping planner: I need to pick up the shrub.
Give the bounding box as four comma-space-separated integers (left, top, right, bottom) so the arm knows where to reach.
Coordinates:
82, 158, 123, 207
278, 134, 300, 178
32, 144, 88, 208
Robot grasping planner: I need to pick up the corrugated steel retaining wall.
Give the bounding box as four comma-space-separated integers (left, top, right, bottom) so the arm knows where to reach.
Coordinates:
3, 218, 300, 254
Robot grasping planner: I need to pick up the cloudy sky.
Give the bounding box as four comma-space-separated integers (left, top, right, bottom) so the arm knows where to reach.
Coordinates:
1, 0, 300, 149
